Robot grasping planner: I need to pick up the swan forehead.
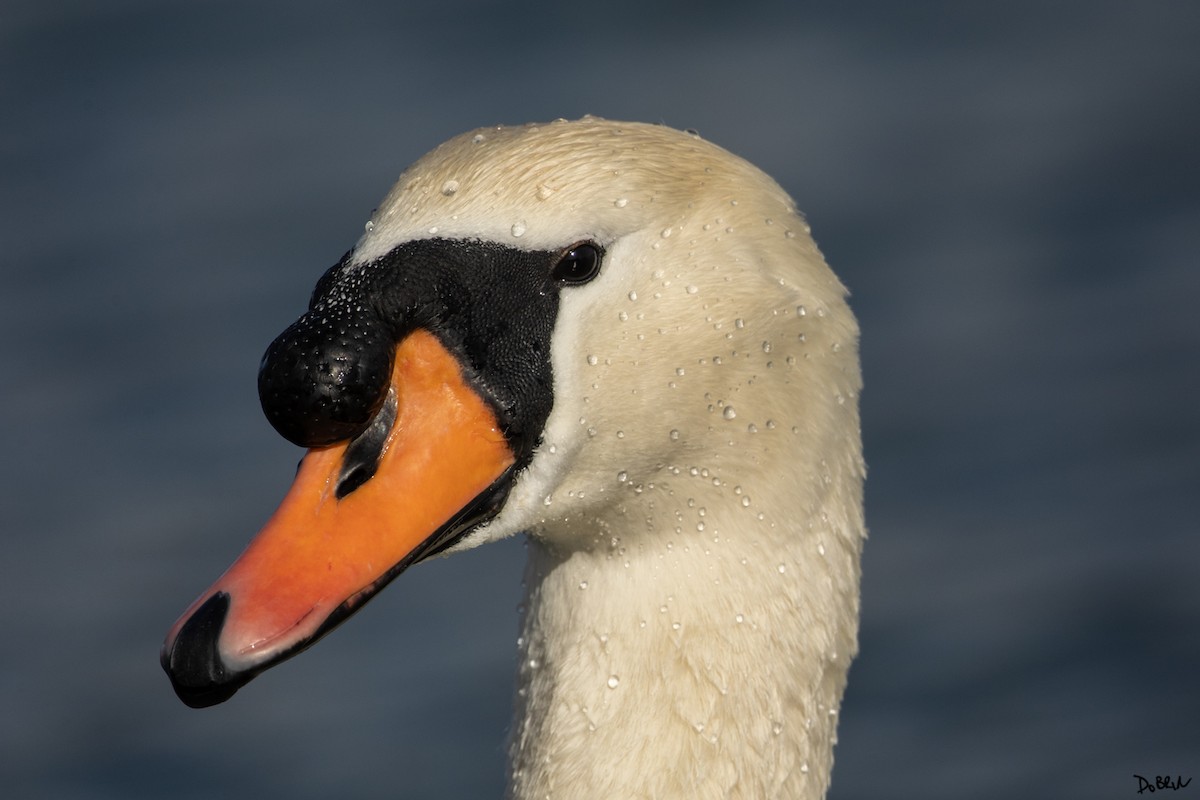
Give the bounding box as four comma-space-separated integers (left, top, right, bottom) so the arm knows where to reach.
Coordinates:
353, 118, 797, 261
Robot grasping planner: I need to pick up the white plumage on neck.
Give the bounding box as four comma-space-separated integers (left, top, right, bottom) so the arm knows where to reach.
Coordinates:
361, 118, 865, 799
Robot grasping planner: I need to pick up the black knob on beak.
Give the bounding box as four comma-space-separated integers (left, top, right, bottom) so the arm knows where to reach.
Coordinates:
258, 302, 394, 448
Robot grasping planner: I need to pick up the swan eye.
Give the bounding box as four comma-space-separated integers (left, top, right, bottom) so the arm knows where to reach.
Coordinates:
551, 242, 603, 286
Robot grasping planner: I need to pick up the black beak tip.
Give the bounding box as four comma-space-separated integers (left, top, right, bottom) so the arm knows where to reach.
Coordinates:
168, 675, 243, 709
161, 592, 248, 708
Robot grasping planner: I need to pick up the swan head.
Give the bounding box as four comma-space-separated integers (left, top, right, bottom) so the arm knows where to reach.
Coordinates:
162, 117, 862, 709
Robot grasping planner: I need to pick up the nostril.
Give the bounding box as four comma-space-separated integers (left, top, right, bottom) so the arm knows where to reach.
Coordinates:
336, 388, 398, 499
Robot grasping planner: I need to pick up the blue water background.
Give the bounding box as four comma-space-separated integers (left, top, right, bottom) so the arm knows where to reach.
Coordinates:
2, 2, 1197, 797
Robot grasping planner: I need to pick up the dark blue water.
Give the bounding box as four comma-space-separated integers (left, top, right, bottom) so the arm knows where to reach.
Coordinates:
3, 2, 1197, 797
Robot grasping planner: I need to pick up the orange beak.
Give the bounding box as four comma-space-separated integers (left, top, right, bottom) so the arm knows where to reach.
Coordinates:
161, 329, 515, 707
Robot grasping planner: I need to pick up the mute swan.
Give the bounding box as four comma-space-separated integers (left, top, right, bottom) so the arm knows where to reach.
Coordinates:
163, 117, 864, 799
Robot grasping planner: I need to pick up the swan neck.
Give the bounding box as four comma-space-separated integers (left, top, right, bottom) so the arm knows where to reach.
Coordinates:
507, 491, 860, 800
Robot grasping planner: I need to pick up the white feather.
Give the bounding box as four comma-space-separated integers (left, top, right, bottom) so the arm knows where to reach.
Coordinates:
364, 117, 863, 800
